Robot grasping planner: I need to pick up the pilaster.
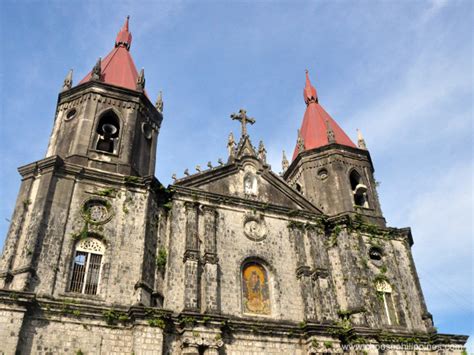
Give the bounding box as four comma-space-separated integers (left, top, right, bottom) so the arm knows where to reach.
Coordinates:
183, 202, 200, 311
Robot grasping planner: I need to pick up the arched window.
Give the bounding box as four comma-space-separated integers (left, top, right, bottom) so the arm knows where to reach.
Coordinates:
95, 111, 120, 154
349, 170, 369, 207
242, 262, 271, 315
69, 237, 105, 295
376, 280, 398, 325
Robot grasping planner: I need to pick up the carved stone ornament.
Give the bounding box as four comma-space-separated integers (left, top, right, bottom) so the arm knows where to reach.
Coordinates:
375, 280, 392, 293
76, 237, 105, 254
182, 336, 224, 349
243, 212, 267, 241
81, 199, 113, 225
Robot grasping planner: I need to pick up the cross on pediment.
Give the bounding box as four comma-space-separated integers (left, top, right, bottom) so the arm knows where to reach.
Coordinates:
231, 109, 255, 137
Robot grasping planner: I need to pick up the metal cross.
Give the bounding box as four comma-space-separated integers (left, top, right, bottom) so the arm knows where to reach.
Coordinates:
231, 109, 255, 137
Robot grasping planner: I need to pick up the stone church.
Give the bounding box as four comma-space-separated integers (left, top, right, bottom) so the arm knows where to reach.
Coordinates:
0, 18, 468, 355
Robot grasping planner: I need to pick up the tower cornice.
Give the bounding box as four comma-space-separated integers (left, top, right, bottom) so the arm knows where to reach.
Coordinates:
58, 81, 162, 125
284, 143, 374, 180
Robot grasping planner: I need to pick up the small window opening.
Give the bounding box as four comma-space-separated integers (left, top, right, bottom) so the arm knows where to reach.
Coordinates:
295, 183, 302, 193
369, 246, 383, 261
376, 280, 398, 325
350, 170, 369, 207
69, 237, 105, 295
96, 111, 120, 153
65, 108, 77, 121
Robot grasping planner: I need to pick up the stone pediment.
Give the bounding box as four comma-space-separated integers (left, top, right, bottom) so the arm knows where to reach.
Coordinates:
173, 154, 320, 213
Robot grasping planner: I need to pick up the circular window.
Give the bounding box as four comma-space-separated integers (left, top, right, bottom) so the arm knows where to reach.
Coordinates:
142, 122, 153, 140
318, 168, 328, 180
65, 108, 77, 121
81, 199, 113, 224
369, 246, 383, 261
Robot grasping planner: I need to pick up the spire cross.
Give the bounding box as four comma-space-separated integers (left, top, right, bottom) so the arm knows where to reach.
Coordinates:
231, 109, 255, 137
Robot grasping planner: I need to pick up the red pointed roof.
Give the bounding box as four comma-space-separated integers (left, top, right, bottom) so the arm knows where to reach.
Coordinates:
292, 71, 356, 160
79, 17, 140, 92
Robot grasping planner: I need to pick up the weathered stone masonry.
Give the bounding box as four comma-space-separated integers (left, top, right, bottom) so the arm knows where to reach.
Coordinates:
0, 18, 468, 355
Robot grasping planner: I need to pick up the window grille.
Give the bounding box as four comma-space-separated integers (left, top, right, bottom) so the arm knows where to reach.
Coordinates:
69, 238, 104, 295
376, 280, 398, 325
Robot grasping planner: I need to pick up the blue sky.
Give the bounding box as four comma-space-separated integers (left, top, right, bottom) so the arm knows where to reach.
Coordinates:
0, 0, 472, 349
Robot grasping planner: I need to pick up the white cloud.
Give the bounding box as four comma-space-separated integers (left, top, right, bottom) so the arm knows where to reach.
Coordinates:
408, 162, 473, 313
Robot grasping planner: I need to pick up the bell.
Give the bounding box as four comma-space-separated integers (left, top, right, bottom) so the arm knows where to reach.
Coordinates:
354, 183, 368, 195
102, 123, 118, 137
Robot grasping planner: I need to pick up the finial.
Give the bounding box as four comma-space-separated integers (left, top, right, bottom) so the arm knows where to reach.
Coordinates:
155, 90, 164, 113
61, 69, 73, 92
231, 109, 256, 137
357, 129, 367, 150
218, 158, 224, 166
326, 120, 336, 144
196, 165, 202, 173
258, 141, 267, 163
184, 169, 190, 176
282, 150, 289, 172
303, 69, 318, 105
172, 173, 177, 181
115, 16, 132, 50
296, 129, 305, 153
91, 58, 102, 81
227, 132, 236, 158
207, 161, 213, 169
136, 68, 145, 91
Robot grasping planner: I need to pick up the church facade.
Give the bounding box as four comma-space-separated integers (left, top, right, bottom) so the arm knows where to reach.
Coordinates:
0, 18, 467, 355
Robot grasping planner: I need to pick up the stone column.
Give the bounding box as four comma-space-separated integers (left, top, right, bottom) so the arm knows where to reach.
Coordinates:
202, 206, 219, 313
183, 202, 200, 311
312, 268, 336, 322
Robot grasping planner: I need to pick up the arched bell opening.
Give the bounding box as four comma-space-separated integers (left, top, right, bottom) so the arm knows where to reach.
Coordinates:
95, 110, 120, 154
349, 169, 369, 208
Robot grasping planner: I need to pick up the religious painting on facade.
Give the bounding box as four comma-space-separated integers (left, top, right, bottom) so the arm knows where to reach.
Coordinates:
242, 263, 271, 315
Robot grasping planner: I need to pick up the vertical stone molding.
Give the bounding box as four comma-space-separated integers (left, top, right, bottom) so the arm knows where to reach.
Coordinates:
312, 269, 336, 321
290, 226, 317, 320
203, 206, 217, 256
185, 202, 199, 251
297, 266, 317, 320
289, 226, 306, 268
201, 206, 219, 313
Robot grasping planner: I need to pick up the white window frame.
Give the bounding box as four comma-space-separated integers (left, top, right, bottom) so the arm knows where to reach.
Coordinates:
376, 280, 398, 325
69, 237, 105, 295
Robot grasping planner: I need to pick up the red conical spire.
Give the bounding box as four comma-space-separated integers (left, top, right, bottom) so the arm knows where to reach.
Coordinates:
303, 69, 318, 104
115, 16, 132, 50
292, 70, 355, 160
79, 17, 144, 94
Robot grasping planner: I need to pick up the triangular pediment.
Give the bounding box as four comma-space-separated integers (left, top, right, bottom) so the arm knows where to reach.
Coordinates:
174, 155, 320, 213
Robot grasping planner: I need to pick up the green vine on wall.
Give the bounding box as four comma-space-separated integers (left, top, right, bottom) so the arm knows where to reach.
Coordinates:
156, 247, 167, 272
102, 309, 130, 325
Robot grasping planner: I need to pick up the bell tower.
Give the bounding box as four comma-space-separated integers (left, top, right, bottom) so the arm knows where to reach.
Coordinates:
283, 71, 385, 225
0, 18, 165, 307
46, 16, 162, 176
